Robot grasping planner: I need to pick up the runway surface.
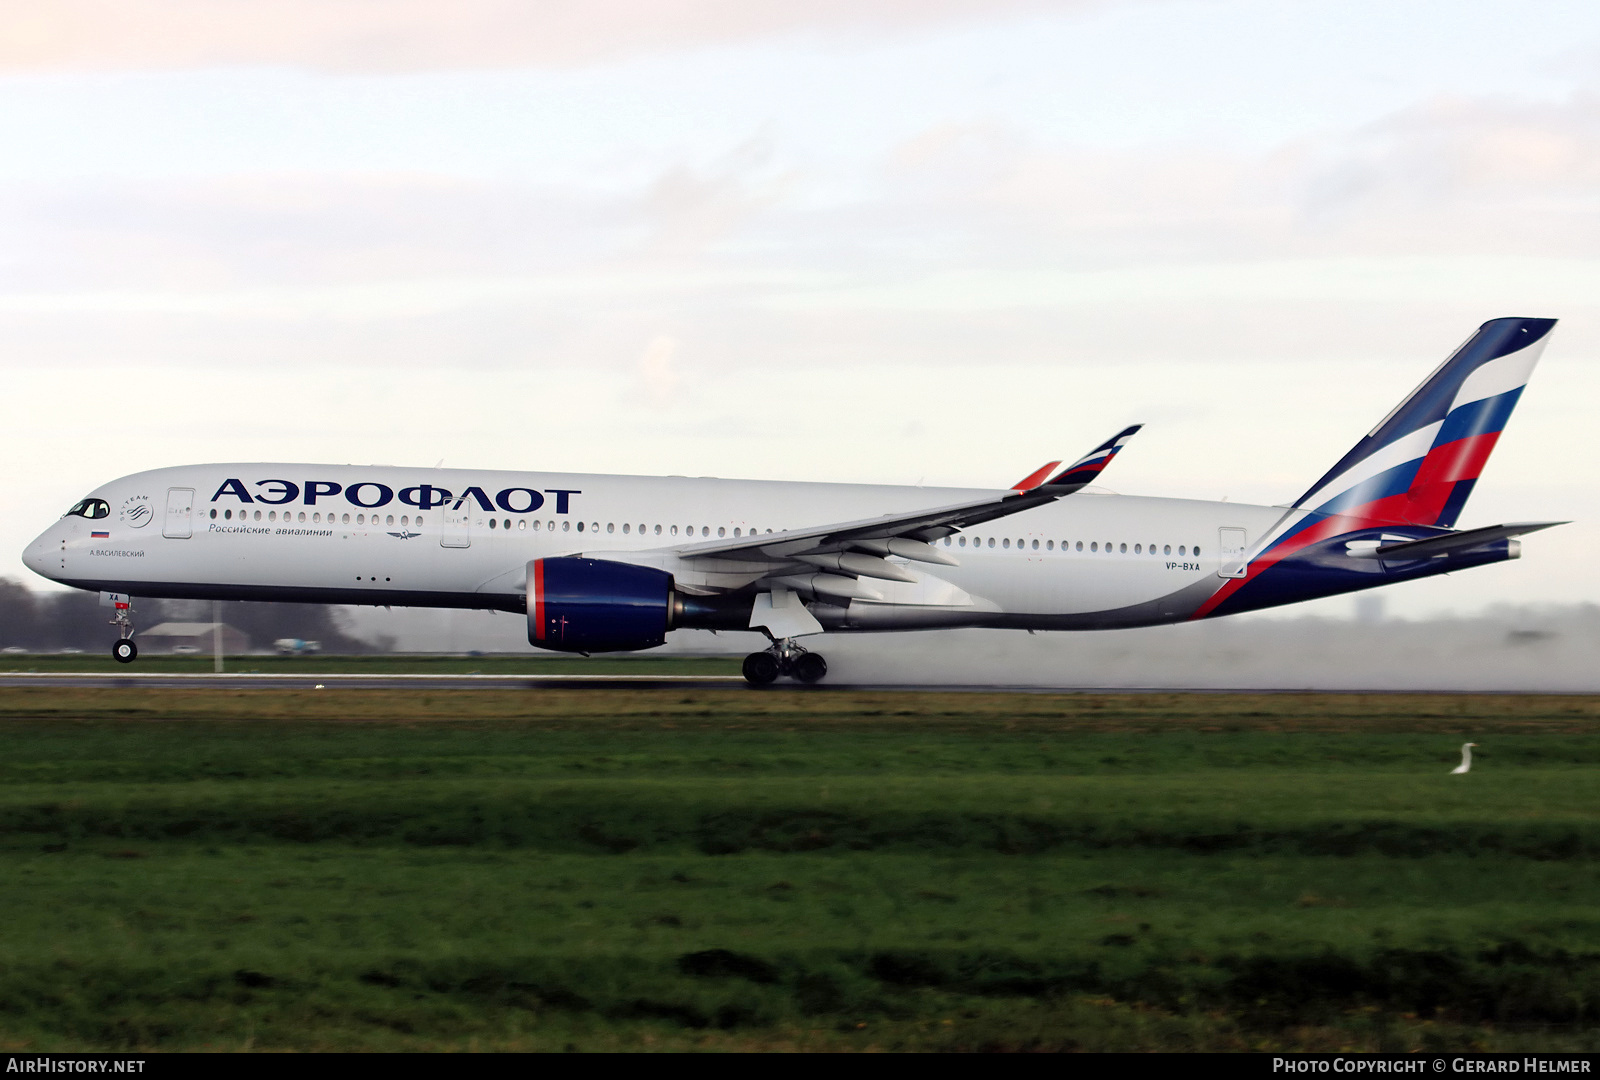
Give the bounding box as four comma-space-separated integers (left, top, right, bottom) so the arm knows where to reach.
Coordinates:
0, 672, 748, 690
0, 672, 1585, 694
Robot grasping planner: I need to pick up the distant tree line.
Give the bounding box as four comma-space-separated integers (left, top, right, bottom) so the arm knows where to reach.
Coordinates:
0, 579, 385, 654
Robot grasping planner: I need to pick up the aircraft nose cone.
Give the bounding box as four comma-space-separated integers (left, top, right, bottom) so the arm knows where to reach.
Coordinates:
21, 530, 55, 578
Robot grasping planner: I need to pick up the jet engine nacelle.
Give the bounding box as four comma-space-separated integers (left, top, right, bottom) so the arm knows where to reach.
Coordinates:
527, 557, 676, 653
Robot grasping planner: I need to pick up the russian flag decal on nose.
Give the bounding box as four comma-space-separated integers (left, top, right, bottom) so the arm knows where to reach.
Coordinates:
91, 531, 110, 538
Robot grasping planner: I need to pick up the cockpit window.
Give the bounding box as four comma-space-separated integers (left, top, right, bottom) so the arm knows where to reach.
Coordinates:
65, 499, 110, 519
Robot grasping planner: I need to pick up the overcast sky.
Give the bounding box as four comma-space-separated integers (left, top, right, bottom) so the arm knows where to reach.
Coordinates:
3, 0, 1597, 618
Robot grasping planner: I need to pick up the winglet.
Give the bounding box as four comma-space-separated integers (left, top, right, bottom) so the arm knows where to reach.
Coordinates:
1044, 425, 1142, 491
1010, 461, 1062, 491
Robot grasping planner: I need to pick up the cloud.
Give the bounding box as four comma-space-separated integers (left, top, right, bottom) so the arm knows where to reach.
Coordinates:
0, 0, 1108, 72
8, 83, 1600, 381
1292, 92, 1600, 247
867, 88, 1600, 265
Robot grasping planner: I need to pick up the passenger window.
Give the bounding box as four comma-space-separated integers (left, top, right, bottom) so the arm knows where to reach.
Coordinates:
518, 520, 526, 530
268, 511, 276, 522
718, 526, 726, 537
1119, 543, 1126, 553
732, 528, 740, 537
576, 522, 584, 532
385, 515, 394, 526
1091, 542, 1098, 552
702, 526, 709, 537
401, 515, 409, 526
1032, 539, 1039, 550
417, 516, 425, 526
1076, 541, 1083, 551
563, 521, 571, 532
1164, 544, 1171, 555
592, 523, 600, 534
670, 525, 678, 536
622, 523, 630, 534
1046, 540, 1053, 550
299, 512, 307, 523
1194, 547, 1201, 557
655, 525, 662, 535
607, 523, 614, 534
209, 509, 218, 520
1134, 543, 1141, 553
987, 538, 995, 548
1003, 538, 1010, 549
1179, 545, 1186, 555
958, 537, 966, 547
489, 518, 497, 530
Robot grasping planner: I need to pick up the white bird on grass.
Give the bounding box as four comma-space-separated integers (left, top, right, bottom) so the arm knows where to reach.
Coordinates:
1450, 742, 1477, 775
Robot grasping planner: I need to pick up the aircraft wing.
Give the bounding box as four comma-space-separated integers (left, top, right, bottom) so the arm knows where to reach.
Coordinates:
668, 425, 1142, 572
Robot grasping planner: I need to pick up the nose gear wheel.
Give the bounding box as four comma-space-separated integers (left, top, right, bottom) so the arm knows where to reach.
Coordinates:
110, 603, 138, 664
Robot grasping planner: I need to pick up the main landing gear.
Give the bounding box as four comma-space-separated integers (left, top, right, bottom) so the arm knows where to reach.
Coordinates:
742, 638, 827, 686
110, 603, 137, 664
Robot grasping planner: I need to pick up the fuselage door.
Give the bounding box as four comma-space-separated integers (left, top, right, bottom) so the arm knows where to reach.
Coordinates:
163, 488, 194, 539
440, 497, 471, 549
1218, 527, 1247, 578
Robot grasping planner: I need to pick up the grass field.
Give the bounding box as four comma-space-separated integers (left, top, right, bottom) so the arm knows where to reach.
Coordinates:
0, 687, 1597, 1051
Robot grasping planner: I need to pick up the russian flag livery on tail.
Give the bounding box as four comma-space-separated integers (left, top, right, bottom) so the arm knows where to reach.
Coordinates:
1194, 318, 1560, 620
23, 318, 1564, 682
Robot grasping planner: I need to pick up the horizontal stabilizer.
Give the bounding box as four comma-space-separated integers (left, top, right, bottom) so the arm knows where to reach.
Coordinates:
1375, 521, 1567, 560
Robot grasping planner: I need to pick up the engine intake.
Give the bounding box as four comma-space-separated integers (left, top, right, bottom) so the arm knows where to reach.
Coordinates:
527, 557, 676, 653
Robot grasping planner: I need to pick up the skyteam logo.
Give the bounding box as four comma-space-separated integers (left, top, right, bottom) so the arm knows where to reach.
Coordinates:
119, 494, 153, 529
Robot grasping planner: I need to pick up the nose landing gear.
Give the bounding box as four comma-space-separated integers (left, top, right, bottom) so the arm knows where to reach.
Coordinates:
741, 638, 827, 686
109, 601, 137, 664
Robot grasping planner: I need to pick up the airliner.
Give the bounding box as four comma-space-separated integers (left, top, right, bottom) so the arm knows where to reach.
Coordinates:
22, 317, 1564, 684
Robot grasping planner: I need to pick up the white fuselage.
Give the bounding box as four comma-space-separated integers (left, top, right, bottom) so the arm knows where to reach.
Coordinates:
24, 464, 1288, 635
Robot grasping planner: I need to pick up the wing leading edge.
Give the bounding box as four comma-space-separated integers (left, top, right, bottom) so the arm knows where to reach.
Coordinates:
673, 424, 1141, 564
613, 425, 1145, 604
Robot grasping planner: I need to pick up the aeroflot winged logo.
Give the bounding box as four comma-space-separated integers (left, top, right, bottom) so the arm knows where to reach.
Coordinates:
209, 480, 581, 514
